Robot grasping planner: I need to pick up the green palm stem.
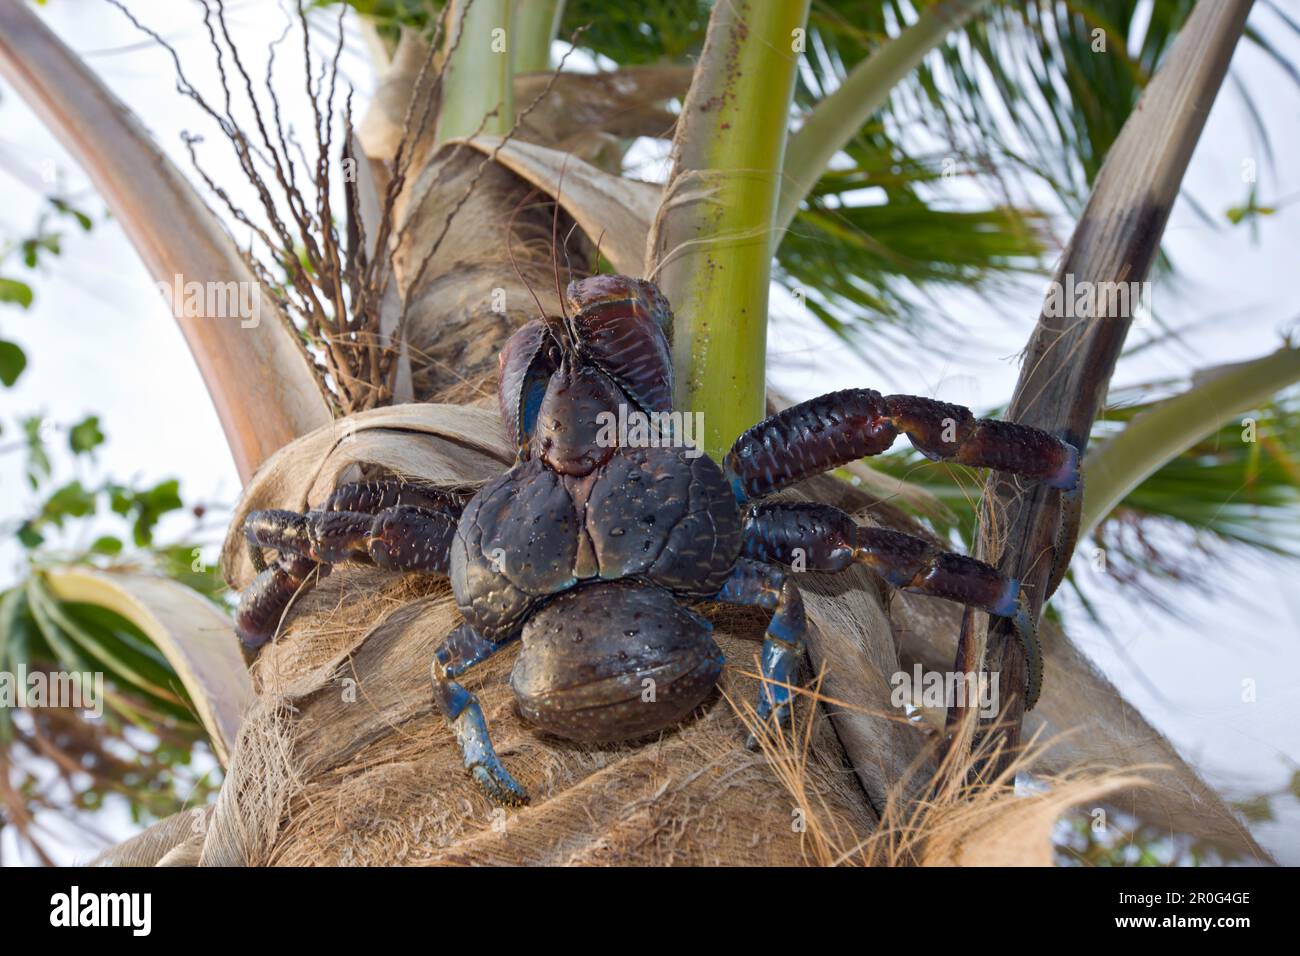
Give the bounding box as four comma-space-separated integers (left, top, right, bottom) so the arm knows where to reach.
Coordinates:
436, 0, 517, 144
649, 0, 810, 459
775, 0, 991, 240
512, 0, 564, 74
1081, 346, 1300, 541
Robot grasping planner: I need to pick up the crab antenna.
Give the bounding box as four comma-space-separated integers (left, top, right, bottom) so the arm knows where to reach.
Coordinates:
507, 186, 547, 319
546, 311, 577, 352
592, 228, 608, 275
561, 219, 581, 283
552, 153, 571, 319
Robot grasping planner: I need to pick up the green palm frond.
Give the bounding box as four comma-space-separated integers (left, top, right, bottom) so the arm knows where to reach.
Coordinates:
1093, 388, 1300, 556
1075, 393, 1300, 623
4, 578, 201, 731
778, 128, 1047, 364
562, 0, 709, 62
785, 0, 1289, 345
0, 577, 218, 857
806, 0, 1201, 203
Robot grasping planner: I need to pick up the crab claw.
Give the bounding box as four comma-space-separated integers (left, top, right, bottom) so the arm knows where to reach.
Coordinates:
451, 703, 529, 806
470, 763, 530, 807
745, 677, 797, 752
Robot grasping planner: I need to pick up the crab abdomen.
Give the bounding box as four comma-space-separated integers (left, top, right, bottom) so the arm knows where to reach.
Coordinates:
511, 581, 723, 742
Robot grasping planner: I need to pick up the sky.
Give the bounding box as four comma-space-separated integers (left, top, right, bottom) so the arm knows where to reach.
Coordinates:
1, 0, 1298, 864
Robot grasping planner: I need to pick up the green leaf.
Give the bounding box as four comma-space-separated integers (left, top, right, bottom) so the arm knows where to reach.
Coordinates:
0, 339, 27, 386
0, 277, 34, 308
68, 415, 105, 455
21, 234, 61, 269
16, 524, 44, 549
22, 416, 52, 489
90, 535, 123, 556
561, 0, 709, 64
1226, 204, 1276, 225
50, 196, 94, 232
131, 479, 183, 547
141, 479, 184, 512
41, 480, 97, 526
109, 485, 132, 516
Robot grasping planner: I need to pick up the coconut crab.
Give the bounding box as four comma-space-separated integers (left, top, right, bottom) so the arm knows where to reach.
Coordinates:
234, 274, 1080, 805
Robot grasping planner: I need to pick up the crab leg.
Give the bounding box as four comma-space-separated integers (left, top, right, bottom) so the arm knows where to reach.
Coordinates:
234, 479, 465, 649
234, 554, 326, 650
431, 622, 528, 805
245, 478, 468, 570
320, 477, 470, 515
1046, 476, 1085, 600
722, 389, 1079, 502
740, 501, 1041, 708
244, 505, 458, 567
711, 560, 807, 742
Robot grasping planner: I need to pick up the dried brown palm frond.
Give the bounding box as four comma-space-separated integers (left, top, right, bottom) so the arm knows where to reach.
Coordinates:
731, 666, 1150, 867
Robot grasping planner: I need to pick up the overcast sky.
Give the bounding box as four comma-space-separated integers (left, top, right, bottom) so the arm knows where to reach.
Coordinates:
1, 0, 1298, 864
